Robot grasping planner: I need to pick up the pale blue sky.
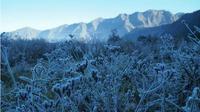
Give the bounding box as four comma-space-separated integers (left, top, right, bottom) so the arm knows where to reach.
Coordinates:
0, 0, 200, 32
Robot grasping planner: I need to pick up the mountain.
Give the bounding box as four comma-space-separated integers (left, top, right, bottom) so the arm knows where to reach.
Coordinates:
6, 27, 40, 40
124, 10, 200, 40
4, 10, 183, 42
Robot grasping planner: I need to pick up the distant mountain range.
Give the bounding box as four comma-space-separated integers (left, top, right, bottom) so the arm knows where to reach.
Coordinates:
124, 10, 200, 40
3, 10, 184, 42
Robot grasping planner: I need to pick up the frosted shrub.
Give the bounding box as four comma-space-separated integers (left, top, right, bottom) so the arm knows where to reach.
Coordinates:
1, 25, 200, 111
184, 87, 200, 112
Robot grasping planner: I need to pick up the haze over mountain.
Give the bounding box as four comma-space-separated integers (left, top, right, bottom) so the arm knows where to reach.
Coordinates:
4, 10, 183, 42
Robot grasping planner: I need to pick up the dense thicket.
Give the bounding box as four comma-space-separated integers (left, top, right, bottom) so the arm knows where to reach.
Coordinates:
1, 25, 200, 112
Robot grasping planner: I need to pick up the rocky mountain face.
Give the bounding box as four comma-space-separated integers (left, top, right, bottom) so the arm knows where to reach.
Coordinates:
124, 10, 200, 41
4, 10, 183, 42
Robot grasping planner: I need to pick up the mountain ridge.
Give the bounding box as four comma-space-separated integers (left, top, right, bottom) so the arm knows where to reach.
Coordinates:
124, 10, 200, 40
3, 10, 184, 42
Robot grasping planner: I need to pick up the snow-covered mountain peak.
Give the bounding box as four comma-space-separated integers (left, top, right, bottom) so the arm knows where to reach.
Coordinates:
5, 10, 183, 42
9, 27, 40, 40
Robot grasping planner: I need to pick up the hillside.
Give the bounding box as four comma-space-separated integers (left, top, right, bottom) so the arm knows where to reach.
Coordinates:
3, 10, 183, 42
124, 10, 200, 40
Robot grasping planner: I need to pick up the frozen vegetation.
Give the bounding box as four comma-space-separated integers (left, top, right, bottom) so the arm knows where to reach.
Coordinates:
1, 16, 200, 112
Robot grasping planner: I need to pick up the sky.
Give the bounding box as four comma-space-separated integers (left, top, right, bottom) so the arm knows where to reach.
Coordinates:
0, 0, 200, 32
